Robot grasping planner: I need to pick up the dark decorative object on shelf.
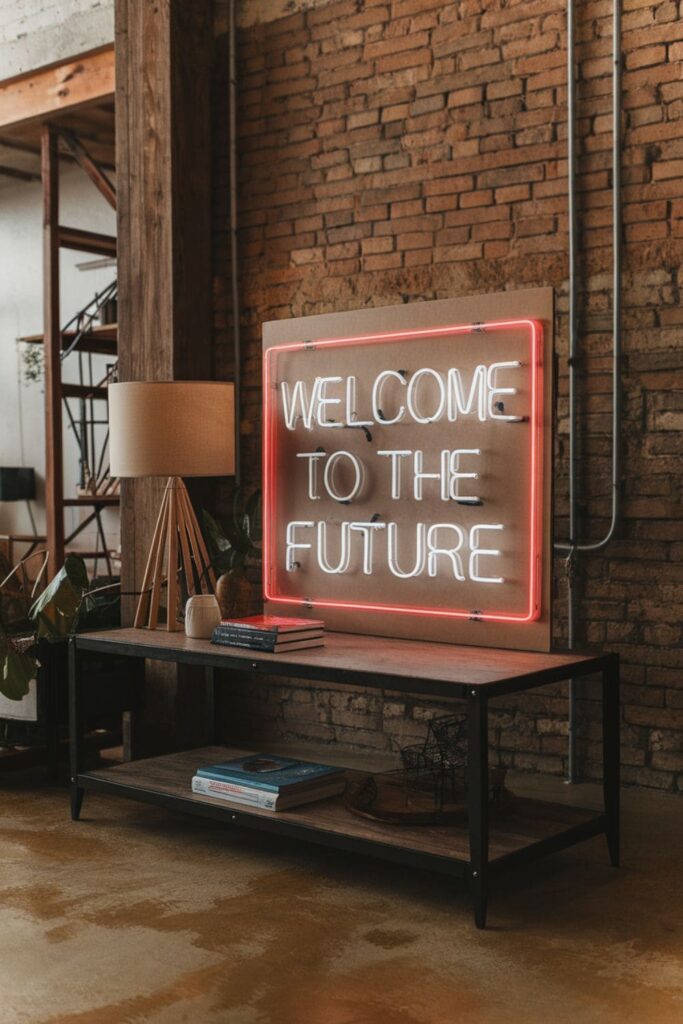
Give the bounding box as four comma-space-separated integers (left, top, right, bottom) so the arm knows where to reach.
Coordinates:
0, 467, 36, 502
345, 713, 509, 825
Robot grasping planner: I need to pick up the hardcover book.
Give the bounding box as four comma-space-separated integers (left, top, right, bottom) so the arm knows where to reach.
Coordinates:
211, 630, 324, 652
213, 625, 324, 642
195, 753, 343, 793
218, 615, 325, 634
191, 775, 345, 810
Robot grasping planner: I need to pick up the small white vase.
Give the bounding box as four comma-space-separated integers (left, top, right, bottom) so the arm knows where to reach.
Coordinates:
185, 594, 221, 639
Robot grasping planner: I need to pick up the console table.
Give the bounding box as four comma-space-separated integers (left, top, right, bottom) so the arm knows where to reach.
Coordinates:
68, 629, 620, 928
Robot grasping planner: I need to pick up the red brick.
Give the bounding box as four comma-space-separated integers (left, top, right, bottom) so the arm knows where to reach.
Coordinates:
461, 189, 493, 208
364, 31, 429, 61
363, 252, 403, 270
397, 231, 433, 249
447, 86, 484, 108
627, 44, 666, 69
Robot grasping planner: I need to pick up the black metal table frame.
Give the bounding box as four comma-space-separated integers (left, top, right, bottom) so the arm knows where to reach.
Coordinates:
68, 635, 620, 929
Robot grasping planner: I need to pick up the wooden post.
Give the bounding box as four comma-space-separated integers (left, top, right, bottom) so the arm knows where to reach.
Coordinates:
116, 0, 214, 752
42, 124, 64, 580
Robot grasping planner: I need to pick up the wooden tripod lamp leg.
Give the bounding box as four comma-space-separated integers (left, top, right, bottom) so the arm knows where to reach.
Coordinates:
165, 483, 180, 631
134, 477, 215, 631
178, 482, 216, 594
134, 479, 171, 628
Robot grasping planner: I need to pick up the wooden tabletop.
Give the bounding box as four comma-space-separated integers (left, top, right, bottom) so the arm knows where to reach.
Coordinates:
75, 628, 615, 699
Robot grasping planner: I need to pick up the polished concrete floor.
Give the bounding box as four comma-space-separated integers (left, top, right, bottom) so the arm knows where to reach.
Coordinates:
0, 763, 681, 1024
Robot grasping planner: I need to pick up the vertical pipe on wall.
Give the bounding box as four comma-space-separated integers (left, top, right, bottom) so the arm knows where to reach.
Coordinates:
565, 0, 580, 782
229, 0, 242, 486
560, 0, 623, 782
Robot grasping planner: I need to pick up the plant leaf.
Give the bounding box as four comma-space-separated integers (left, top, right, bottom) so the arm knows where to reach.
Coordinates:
1, 649, 36, 701
29, 554, 89, 639
202, 510, 233, 555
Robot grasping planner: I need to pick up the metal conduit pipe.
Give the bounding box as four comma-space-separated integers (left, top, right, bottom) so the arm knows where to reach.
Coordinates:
557, 0, 623, 782
229, 0, 242, 486
564, 0, 580, 781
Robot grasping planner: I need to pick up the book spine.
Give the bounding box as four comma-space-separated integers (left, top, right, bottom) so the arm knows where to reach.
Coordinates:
194, 769, 278, 792
214, 627, 323, 643
218, 622, 284, 638
211, 634, 279, 652
192, 777, 278, 809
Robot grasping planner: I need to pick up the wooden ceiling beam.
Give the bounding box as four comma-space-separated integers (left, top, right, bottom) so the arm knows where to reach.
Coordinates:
58, 225, 117, 257
0, 136, 115, 173
59, 129, 116, 208
0, 163, 39, 182
0, 45, 115, 132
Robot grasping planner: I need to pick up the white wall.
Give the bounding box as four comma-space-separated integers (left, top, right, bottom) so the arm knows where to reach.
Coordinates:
0, 0, 113, 80
0, 163, 118, 559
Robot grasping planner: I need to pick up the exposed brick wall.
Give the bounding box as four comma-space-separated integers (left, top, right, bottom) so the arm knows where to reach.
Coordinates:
211, 0, 683, 791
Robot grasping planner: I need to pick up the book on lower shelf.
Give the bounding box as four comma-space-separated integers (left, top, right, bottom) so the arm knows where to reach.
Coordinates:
191, 752, 346, 811
212, 615, 325, 652
191, 775, 345, 810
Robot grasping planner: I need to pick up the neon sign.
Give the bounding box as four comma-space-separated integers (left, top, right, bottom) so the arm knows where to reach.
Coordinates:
263, 316, 545, 635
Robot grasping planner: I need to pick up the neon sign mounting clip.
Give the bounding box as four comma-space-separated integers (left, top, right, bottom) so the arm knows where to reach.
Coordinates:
469, 610, 483, 622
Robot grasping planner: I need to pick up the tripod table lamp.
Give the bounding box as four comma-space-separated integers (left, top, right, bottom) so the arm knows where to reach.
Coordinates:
109, 381, 235, 631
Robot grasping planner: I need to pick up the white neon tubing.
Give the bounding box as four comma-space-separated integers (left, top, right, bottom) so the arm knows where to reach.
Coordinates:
387, 522, 426, 578
296, 451, 326, 500
469, 523, 504, 584
448, 448, 480, 502
317, 521, 351, 574
487, 361, 522, 421
323, 450, 364, 502
316, 375, 344, 428
349, 521, 386, 575
346, 375, 373, 427
426, 524, 465, 580
280, 378, 318, 431
406, 367, 446, 424
371, 369, 406, 424
377, 449, 412, 499
413, 450, 441, 501
447, 364, 487, 421
285, 520, 314, 571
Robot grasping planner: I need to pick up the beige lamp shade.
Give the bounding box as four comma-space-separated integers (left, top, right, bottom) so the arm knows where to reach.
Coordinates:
109, 381, 235, 478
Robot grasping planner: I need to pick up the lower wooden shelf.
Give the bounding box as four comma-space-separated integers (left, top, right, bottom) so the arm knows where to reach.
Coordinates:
78, 746, 605, 876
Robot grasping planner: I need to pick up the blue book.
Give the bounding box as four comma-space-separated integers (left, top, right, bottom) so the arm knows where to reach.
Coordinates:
195, 754, 344, 794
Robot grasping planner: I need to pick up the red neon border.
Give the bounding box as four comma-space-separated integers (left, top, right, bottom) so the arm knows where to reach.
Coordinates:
262, 318, 544, 624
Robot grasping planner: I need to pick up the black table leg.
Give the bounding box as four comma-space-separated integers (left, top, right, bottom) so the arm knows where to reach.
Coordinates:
467, 687, 489, 928
602, 657, 620, 866
68, 638, 85, 821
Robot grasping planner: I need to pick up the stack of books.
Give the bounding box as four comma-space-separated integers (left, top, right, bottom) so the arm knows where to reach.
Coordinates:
191, 753, 346, 811
211, 614, 325, 653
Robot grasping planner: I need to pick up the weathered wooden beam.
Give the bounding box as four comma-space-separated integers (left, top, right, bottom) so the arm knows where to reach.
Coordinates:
42, 125, 64, 579
0, 164, 39, 181
0, 136, 115, 173
58, 225, 117, 256
116, 0, 213, 753
59, 129, 116, 209
0, 46, 115, 131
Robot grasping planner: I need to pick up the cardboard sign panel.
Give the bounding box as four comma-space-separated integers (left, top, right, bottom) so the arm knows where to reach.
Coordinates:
263, 289, 553, 651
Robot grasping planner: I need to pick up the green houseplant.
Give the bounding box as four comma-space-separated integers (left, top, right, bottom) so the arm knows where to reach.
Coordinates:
0, 554, 118, 702
202, 488, 261, 620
